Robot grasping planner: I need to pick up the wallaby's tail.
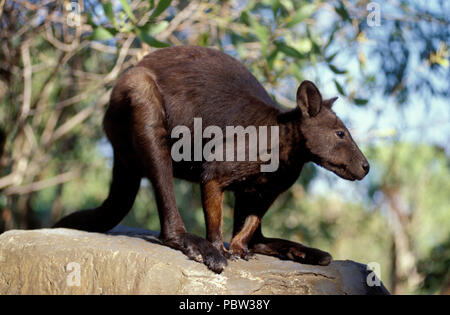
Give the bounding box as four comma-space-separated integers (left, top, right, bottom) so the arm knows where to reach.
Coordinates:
53, 153, 141, 233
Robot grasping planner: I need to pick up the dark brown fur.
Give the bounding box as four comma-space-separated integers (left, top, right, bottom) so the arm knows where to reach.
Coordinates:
54, 46, 369, 273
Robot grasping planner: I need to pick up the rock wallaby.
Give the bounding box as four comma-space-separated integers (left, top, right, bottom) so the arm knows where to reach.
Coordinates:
54, 46, 370, 273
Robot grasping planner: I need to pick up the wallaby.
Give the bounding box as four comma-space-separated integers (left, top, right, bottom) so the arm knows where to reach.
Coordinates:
54, 46, 370, 273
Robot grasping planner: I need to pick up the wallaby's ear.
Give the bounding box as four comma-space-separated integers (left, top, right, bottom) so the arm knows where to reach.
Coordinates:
296, 80, 322, 118
323, 96, 338, 109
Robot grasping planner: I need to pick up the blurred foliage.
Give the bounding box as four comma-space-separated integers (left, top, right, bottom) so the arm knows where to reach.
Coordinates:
0, 0, 449, 294
418, 235, 450, 295
365, 142, 450, 293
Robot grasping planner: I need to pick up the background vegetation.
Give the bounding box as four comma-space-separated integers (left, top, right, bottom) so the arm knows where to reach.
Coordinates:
0, 0, 449, 294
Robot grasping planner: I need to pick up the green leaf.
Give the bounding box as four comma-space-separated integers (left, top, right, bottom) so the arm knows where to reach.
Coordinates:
279, 0, 293, 11
86, 12, 96, 27
324, 24, 338, 50
353, 98, 369, 106
246, 14, 269, 53
329, 64, 347, 74
271, 0, 281, 19
335, 0, 351, 22
119, 0, 136, 22
230, 32, 250, 46
140, 21, 169, 35
275, 42, 305, 59
150, 0, 172, 19
267, 48, 279, 70
240, 11, 250, 25
251, 19, 269, 42
285, 4, 315, 28
311, 41, 321, 55
89, 26, 115, 40
325, 52, 338, 63
137, 30, 170, 48
197, 32, 209, 47
334, 79, 345, 96
102, 2, 118, 29
137, 21, 170, 47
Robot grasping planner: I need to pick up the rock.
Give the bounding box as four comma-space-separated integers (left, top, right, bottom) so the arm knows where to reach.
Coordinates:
0, 227, 389, 295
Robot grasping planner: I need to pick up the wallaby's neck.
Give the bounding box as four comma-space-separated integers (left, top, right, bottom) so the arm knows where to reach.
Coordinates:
277, 108, 309, 166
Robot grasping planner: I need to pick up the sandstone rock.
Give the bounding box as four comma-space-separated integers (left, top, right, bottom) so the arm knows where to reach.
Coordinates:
0, 227, 389, 295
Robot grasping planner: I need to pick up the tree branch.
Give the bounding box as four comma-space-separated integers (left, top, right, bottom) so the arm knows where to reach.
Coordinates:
4, 170, 80, 195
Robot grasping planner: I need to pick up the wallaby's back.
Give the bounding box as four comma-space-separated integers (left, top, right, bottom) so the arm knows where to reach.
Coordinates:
137, 46, 281, 130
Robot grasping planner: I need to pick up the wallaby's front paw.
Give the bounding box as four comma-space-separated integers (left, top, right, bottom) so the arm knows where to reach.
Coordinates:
211, 241, 232, 259
163, 233, 228, 273
229, 241, 255, 261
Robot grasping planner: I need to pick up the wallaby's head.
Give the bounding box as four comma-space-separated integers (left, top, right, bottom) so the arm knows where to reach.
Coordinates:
296, 80, 369, 181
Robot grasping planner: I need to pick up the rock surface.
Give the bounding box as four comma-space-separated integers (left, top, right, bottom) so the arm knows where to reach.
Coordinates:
0, 227, 389, 295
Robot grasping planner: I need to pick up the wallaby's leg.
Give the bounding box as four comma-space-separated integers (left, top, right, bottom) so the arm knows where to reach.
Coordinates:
127, 68, 227, 273
53, 151, 141, 232
201, 180, 230, 258
231, 191, 332, 265
229, 191, 278, 260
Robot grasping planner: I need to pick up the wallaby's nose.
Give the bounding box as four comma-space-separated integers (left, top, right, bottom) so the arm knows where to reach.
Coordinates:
362, 162, 370, 174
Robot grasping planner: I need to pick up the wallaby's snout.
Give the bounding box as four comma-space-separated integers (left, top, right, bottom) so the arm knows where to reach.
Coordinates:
296, 81, 370, 181
353, 154, 370, 180
362, 161, 370, 174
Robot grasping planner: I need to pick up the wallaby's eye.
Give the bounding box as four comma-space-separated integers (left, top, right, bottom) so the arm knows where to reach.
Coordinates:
336, 131, 345, 139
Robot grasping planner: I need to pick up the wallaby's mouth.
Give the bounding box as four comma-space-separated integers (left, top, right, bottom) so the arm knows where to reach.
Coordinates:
320, 161, 363, 181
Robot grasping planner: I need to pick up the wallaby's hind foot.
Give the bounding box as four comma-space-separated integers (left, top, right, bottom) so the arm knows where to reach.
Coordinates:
251, 238, 332, 266
229, 248, 255, 261
163, 233, 228, 273
214, 241, 232, 259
